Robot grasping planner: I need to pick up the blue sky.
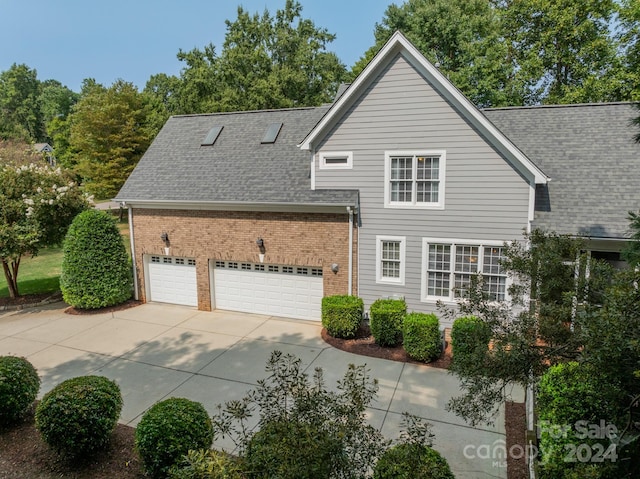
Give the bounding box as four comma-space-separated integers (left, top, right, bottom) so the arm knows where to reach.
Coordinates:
0, 0, 391, 93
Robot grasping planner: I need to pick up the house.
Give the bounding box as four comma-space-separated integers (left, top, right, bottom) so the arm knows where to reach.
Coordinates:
33, 142, 56, 166
115, 32, 640, 324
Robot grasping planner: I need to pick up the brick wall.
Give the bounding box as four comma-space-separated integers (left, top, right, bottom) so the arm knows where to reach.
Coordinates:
130, 208, 358, 311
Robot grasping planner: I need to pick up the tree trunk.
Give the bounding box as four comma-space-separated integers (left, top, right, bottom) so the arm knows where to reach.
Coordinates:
1, 257, 20, 298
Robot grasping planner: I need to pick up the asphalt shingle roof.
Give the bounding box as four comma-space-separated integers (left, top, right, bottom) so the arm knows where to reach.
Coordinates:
484, 103, 640, 239
115, 106, 357, 206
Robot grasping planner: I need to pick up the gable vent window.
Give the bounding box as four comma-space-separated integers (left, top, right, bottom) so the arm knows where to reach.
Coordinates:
261, 122, 283, 144
319, 151, 353, 170
201, 126, 223, 146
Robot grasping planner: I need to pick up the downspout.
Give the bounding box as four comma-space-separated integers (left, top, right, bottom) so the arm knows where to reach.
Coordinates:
126, 204, 139, 300
347, 206, 353, 295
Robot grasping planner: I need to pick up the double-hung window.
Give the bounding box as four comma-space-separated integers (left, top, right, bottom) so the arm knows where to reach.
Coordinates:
376, 236, 405, 284
385, 151, 445, 208
422, 239, 507, 301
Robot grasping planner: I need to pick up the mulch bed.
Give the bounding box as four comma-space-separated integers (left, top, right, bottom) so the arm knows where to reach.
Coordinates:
0, 292, 61, 309
64, 299, 142, 315
0, 407, 144, 479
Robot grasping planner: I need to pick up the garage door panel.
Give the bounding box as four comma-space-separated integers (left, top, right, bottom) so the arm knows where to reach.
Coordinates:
213, 262, 322, 321
147, 256, 197, 307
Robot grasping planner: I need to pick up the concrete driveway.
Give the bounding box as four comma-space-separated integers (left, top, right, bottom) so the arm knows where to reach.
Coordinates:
0, 302, 509, 478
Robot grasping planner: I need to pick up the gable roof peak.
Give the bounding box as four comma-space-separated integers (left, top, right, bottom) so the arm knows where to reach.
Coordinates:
299, 30, 549, 185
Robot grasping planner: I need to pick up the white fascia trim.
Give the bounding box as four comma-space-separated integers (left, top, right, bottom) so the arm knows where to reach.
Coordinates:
375, 235, 406, 286
384, 150, 446, 210
116, 200, 354, 214
310, 147, 316, 190
527, 181, 536, 233
298, 31, 549, 185
319, 151, 353, 170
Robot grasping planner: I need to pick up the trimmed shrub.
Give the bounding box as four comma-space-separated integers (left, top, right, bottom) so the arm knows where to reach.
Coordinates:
369, 298, 406, 346
403, 313, 441, 362
321, 295, 363, 339
169, 449, 246, 479
451, 315, 491, 360
136, 397, 214, 478
60, 209, 132, 309
537, 362, 624, 479
373, 443, 455, 479
245, 420, 340, 479
0, 356, 40, 425
35, 375, 122, 458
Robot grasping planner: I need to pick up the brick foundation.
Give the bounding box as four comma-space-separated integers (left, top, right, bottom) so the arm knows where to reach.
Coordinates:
130, 208, 358, 311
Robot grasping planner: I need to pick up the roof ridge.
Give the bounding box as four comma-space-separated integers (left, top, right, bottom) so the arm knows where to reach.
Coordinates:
483, 101, 635, 112
171, 105, 325, 119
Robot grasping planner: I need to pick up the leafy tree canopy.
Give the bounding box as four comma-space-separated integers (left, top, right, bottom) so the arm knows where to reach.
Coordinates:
0, 139, 88, 297
68, 79, 155, 199
170, 0, 347, 114
0, 64, 44, 142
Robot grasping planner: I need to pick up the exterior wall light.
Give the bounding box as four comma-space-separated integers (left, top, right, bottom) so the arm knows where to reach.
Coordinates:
256, 238, 264, 248
161, 232, 170, 255
256, 238, 265, 263
331, 263, 339, 273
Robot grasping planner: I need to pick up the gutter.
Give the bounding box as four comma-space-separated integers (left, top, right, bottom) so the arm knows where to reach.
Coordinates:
125, 203, 139, 300
347, 206, 354, 295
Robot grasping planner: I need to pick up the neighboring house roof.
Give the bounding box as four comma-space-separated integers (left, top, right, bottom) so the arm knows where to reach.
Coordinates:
299, 31, 549, 185
33, 143, 53, 152
115, 106, 358, 208
484, 103, 640, 240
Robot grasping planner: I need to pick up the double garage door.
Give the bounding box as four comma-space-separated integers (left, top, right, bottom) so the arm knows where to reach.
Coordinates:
146, 256, 323, 320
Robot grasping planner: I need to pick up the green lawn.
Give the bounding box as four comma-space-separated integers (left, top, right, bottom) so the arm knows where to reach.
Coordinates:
0, 247, 63, 297
0, 219, 131, 298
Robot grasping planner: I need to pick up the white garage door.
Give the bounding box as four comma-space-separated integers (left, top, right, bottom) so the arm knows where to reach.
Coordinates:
212, 261, 323, 321
147, 255, 198, 307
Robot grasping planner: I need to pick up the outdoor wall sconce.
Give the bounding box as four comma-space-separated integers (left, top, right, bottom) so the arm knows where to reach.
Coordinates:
331, 263, 339, 273
161, 232, 170, 255
256, 237, 265, 262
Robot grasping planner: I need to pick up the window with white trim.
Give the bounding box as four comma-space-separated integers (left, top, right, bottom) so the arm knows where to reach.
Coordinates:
376, 236, 406, 284
385, 151, 445, 208
319, 151, 353, 169
422, 239, 507, 301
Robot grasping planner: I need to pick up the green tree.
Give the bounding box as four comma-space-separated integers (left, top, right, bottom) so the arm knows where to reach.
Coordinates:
68, 79, 155, 199
0, 64, 44, 142
622, 210, 640, 266
0, 140, 88, 297
174, 0, 347, 113
351, 0, 522, 107
500, 0, 623, 104
142, 73, 181, 132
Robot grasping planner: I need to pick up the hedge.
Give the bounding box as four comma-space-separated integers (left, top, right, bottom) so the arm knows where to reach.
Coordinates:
403, 313, 441, 362
374, 443, 455, 479
321, 295, 363, 339
369, 298, 406, 346
60, 209, 132, 309
451, 315, 491, 360
0, 356, 40, 425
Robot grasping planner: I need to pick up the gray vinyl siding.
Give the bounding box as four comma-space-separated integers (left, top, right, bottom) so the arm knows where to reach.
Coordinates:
314, 53, 532, 323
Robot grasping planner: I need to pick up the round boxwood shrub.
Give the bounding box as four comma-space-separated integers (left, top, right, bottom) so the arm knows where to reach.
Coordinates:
403, 313, 441, 362
135, 397, 214, 478
245, 420, 341, 479
321, 295, 364, 339
373, 443, 454, 479
35, 375, 122, 458
0, 356, 40, 425
169, 449, 246, 479
60, 209, 132, 309
451, 315, 491, 360
369, 298, 406, 347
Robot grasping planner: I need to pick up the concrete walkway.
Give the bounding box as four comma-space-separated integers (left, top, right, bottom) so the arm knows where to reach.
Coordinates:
0, 302, 509, 478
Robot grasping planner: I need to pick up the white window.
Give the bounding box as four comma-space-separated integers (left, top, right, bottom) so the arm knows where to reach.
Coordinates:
376, 236, 406, 284
385, 151, 445, 208
422, 239, 507, 302
319, 151, 353, 169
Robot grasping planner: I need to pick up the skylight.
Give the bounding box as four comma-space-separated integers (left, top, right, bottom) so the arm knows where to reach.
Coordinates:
202, 126, 223, 146
261, 122, 283, 144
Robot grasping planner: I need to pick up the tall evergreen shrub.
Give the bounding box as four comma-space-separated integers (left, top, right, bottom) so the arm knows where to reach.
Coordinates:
60, 209, 132, 309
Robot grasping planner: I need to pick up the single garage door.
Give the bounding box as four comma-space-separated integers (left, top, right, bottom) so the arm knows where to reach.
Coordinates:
212, 261, 323, 321
147, 255, 198, 307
